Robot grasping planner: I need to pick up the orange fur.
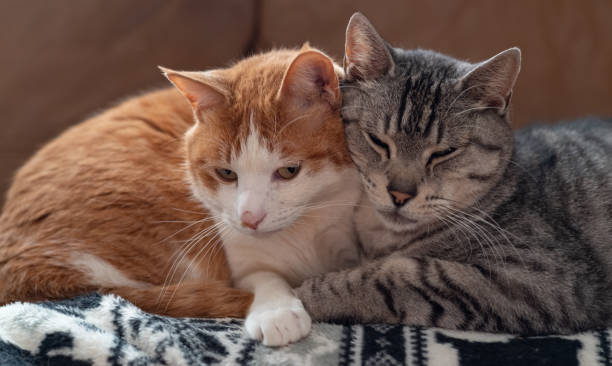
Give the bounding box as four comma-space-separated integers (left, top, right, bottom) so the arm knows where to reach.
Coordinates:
0, 47, 350, 319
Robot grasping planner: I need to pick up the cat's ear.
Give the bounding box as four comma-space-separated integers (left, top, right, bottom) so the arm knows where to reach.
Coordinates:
278, 50, 341, 109
458, 48, 521, 115
344, 12, 395, 81
160, 67, 228, 111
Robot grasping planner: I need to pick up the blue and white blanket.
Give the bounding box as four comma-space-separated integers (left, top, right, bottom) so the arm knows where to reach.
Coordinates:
0, 294, 608, 365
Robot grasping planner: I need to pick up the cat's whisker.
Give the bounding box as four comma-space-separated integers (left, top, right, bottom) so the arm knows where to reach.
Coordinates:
169, 207, 209, 216
433, 205, 502, 276
433, 206, 495, 272
298, 214, 345, 220
299, 201, 377, 211
164, 225, 227, 310
158, 221, 224, 304
159, 228, 218, 304
278, 114, 312, 135
155, 215, 222, 245
441, 207, 513, 284
501, 157, 538, 183
434, 196, 534, 265
205, 225, 230, 277
453, 105, 500, 117
430, 209, 474, 259
151, 218, 218, 224
443, 83, 489, 119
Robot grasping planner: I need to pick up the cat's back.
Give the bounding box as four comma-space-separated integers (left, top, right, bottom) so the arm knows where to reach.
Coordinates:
0, 87, 202, 259
508, 118, 612, 249
514, 117, 612, 178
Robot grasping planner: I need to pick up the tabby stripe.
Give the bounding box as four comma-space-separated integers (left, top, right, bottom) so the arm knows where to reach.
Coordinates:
517, 316, 537, 335
417, 259, 474, 330
423, 67, 450, 138
343, 118, 360, 125
423, 81, 441, 138
397, 226, 447, 252
328, 282, 341, 297
436, 116, 445, 143
375, 280, 398, 317
346, 278, 355, 296
433, 262, 482, 330
409, 74, 428, 132
466, 173, 496, 182
396, 76, 412, 133
383, 112, 392, 133
474, 264, 553, 331
408, 284, 445, 326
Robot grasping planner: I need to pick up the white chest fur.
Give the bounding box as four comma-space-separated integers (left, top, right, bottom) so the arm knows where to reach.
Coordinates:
222, 181, 361, 287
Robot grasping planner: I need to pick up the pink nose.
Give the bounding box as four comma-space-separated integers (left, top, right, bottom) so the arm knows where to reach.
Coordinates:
240, 211, 266, 230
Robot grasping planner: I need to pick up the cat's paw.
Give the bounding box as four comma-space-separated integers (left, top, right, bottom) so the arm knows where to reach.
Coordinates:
245, 299, 311, 346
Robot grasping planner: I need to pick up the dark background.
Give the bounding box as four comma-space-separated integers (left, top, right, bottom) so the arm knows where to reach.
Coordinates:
1, 0, 611, 206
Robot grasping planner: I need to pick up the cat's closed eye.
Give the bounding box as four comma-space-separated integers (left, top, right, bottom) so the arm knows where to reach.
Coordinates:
426, 147, 457, 167
215, 168, 238, 182
364, 132, 390, 159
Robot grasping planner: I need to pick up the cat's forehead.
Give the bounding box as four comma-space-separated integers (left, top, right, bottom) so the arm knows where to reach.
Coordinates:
342, 51, 467, 140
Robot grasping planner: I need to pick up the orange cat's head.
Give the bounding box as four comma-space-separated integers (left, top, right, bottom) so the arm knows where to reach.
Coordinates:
162, 47, 356, 235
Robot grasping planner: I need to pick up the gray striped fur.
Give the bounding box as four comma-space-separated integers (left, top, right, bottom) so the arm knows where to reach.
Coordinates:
295, 13, 612, 335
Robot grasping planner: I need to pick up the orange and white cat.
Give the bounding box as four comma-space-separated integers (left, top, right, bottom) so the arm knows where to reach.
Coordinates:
0, 46, 361, 346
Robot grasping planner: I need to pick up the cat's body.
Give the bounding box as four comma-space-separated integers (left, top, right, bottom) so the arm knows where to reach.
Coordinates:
0, 47, 361, 345
296, 13, 612, 335
0, 88, 252, 317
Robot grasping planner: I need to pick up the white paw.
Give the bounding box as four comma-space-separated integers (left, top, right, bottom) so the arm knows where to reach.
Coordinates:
245, 299, 311, 346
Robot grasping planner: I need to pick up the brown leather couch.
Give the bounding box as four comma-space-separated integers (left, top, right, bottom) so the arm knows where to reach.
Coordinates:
1, 0, 611, 205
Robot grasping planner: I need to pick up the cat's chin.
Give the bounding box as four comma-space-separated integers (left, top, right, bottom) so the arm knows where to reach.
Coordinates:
376, 210, 420, 232
230, 224, 284, 237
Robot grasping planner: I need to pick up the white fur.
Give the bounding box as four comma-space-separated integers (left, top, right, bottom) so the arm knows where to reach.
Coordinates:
71, 254, 150, 289
188, 121, 362, 345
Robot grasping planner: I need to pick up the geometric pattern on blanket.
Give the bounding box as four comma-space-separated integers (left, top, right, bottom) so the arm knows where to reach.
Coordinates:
0, 294, 609, 365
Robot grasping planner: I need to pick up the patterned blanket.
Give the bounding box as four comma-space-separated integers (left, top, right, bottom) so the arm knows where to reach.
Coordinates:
0, 294, 608, 365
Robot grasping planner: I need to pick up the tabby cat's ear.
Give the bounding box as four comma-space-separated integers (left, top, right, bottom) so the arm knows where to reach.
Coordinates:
160, 67, 228, 111
344, 12, 395, 81
458, 48, 521, 115
278, 50, 341, 109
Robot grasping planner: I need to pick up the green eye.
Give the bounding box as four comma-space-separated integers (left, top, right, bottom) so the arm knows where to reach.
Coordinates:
215, 168, 237, 182
276, 165, 301, 180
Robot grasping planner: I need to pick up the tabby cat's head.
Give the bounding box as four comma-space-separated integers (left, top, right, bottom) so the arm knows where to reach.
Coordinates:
163, 47, 353, 235
341, 13, 521, 232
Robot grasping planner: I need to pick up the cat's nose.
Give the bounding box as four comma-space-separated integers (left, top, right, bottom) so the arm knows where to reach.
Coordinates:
388, 189, 414, 207
240, 211, 266, 230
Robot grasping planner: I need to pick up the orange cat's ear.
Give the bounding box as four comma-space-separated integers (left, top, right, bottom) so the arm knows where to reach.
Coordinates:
159, 66, 228, 111
278, 50, 341, 110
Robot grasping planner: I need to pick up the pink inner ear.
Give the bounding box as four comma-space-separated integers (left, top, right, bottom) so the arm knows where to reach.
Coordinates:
280, 51, 340, 108
165, 71, 226, 110
343, 13, 393, 81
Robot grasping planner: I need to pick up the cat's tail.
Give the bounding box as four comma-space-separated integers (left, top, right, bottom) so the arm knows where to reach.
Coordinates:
0, 241, 253, 317
103, 280, 253, 318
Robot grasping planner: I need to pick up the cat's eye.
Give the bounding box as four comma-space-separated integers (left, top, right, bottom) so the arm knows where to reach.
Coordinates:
427, 147, 457, 166
215, 168, 238, 182
365, 132, 390, 159
276, 165, 301, 180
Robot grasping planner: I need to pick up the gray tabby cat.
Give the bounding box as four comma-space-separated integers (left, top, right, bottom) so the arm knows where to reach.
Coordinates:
295, 13, 612, 334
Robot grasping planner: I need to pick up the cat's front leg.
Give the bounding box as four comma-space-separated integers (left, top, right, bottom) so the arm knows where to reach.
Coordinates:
238, 271, 311, 346
295, 256, 583, 334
